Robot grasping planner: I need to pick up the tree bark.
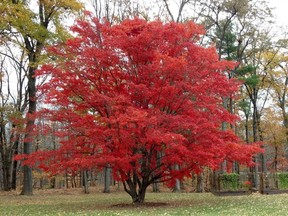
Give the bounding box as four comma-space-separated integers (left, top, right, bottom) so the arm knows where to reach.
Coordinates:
274, 146, 278, 189
152, 181, 160, 192
196, 173, 203, 193
173, 164, 181, 192
251, 100, 259, 189
103, 165, 111, 193
21, 63, 37, 195
123, 179, 148, 204
82, 170, 89, 194
1, 156, 12, 191
11, 137, 20, 190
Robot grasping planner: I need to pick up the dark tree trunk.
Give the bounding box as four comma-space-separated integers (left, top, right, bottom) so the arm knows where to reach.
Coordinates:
152, 181, 159, 192
11, 137, 20, 190
251, 101, 259, 189
274, 146, 279, 189
11, 160, 18, 190
123, 179, 149, 204
152, 152, 161, 192
65, 170, 69, 188
21, 63, 37, 195
82, 170, 89, 194
1, 158, 12, 191
73, 176, 77, 188
232, 161, 239, 174
211, 170, 220, 191
21, 139, 33, 195
196, 173, 203, 193
0, 118, 12, 191
103, 165, 111, 193
50, 177, 56, 188
122, 166, 152, 204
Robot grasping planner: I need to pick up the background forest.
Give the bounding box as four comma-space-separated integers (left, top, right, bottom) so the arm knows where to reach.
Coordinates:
0, 0, 288, 200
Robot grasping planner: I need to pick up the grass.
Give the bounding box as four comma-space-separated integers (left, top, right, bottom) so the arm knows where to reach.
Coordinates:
1, 188, 288, 215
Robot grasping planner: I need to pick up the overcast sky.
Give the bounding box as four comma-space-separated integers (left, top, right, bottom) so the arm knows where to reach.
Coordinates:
270, 0, 288, 26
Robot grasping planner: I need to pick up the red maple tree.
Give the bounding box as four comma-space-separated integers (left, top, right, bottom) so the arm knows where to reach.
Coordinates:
23, 15, 260, 203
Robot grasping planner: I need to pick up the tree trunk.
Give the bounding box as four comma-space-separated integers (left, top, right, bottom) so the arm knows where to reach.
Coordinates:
152, 152, 161, 192
103, 165, 111, 193
196, 173, 203, 193
20, 31, 41, 195
0, 120, 12, 191
21, 133, 33, 195
11, 137, 20, 190
251, 101, 259, 190
50, 177, 56, 188
82, 170, 89, 194
21, 163, 33, 195
232, 161, 239, 174
173, 178, 181, 192
11, 160, 18, 190
21, 118, 34, 195
249, 157, 259, 190
173, 164, 181, 192
256, 109, 266, 174
274, 146, 278, 189
65, 170, 69, 188
123, 178, 148, 204
211, 170, 221, 191
1, 158, 12, 191
152, 181, 160, 192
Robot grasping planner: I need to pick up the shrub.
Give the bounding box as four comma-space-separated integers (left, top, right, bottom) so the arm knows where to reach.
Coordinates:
277, 173, 288, 189
220, 173, 239, 191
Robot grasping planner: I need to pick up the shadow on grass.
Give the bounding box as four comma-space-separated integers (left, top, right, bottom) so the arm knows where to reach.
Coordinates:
112, 202, 168, 208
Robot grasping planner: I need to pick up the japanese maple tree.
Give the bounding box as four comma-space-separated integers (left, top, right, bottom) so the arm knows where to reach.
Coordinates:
26, 15, 261, 203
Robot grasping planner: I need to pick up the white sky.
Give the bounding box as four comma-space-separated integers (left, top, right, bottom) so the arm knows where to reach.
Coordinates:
270, 0, 288, 26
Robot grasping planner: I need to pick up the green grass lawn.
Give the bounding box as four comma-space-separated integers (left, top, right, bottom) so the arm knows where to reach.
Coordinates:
0, 189, 288, 215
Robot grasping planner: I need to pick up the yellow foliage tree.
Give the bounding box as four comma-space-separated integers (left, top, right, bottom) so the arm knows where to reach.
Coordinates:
0, 0, 83, 194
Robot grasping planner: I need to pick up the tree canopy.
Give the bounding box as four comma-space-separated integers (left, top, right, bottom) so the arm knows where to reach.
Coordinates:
17, 16, 262, 203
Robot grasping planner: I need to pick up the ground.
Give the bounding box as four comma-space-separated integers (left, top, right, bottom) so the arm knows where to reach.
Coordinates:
1, 187, 288, 215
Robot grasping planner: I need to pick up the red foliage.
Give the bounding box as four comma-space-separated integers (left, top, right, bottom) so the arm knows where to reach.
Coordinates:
23, 17, 261, 188
244, 180, 252, 186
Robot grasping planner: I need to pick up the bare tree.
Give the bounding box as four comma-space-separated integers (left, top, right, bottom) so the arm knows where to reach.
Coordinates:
0, 46, 28, 191
90, 0, 151, 23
